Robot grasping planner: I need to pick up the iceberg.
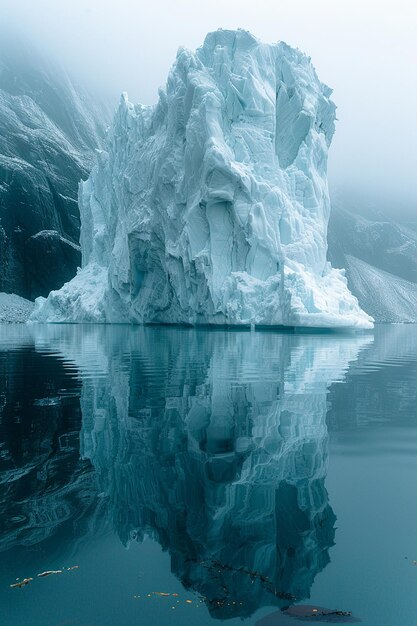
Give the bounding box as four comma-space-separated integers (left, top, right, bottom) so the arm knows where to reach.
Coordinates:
31, 29, 373, 329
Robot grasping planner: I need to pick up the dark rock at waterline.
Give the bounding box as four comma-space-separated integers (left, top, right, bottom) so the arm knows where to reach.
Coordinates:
24, 230, 81, 298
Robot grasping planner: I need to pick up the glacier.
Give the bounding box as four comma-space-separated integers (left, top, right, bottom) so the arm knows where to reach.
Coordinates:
31, 29, 373, 329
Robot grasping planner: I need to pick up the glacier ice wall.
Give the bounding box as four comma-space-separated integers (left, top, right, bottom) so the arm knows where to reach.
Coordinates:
31, 29, 373, 328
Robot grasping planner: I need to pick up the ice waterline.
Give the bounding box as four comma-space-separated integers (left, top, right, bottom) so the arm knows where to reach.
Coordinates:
30, 29, 373, 329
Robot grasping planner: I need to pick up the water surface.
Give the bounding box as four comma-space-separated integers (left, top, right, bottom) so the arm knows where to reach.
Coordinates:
0, 324, 416, 625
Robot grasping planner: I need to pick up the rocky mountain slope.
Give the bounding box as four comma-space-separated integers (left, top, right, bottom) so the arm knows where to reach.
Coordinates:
0, 37, 109, 300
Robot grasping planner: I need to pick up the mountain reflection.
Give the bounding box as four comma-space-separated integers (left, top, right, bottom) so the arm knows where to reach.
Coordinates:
0, 326, 96, 556
0, 325, 372, 619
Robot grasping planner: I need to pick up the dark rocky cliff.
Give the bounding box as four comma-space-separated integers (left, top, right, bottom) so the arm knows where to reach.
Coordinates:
0, 38, 109, 299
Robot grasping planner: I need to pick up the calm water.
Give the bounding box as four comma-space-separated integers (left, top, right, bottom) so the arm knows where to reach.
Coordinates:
0, 324, 416, 626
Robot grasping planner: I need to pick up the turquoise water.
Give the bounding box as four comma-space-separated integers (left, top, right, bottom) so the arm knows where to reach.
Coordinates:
0, 324, 416, 625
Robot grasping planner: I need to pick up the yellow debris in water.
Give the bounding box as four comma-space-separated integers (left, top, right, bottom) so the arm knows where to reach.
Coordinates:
10, 578, 33, 589
37, 570, 62, 578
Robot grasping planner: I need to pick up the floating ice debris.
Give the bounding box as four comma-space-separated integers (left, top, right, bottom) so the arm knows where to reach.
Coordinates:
37, 570, 62, 577
10, 578, 33, 589
9, 565, 79, 591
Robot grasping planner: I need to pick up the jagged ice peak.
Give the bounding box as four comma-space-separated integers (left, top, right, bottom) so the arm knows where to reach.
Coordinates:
31, 29, 373, 329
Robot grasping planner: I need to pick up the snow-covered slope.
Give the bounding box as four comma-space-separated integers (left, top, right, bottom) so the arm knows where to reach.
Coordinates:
0, 292, 34, 322
328, 203, 417, 321
0, 37, 109, 300
344, 256, 417, 323
328, 203, 417, 284
32, 30, 372, 329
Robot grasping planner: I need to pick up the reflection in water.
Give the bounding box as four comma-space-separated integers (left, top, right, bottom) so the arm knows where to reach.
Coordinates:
17, 325, 371, 619
327, 325, 417, 432
0, 327, 96, 556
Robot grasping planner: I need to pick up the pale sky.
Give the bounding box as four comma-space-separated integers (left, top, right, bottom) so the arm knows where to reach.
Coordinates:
1, 0, 417, 211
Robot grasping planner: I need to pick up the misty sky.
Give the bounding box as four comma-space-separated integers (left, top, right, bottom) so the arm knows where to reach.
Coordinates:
1, 0, 416, 211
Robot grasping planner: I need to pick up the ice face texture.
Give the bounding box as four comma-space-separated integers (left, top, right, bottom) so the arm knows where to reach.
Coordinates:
31, 29, 373, 328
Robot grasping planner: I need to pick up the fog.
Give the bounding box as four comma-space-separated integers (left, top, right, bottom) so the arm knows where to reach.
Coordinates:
1, 0, 416, 213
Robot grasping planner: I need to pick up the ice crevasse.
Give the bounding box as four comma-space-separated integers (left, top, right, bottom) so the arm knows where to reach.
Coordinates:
31, 29, 373, 329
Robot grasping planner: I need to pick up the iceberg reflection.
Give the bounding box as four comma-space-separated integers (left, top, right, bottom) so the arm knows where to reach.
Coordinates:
28, 325, 371, 618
